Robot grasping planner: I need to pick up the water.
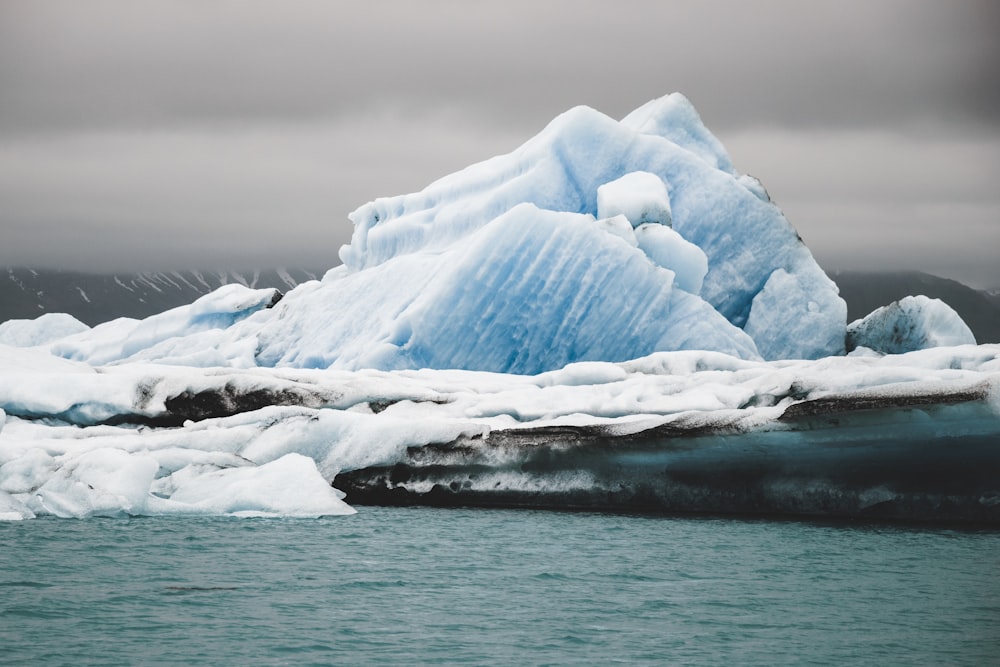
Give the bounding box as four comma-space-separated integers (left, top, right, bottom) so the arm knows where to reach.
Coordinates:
3, 508, 998, 666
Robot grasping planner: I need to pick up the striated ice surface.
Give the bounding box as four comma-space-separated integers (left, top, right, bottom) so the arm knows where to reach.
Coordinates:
22, 94, 850, 371
333, 93, 846, 364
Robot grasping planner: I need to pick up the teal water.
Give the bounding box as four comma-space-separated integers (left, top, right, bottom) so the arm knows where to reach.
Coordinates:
3, 508, 999, 666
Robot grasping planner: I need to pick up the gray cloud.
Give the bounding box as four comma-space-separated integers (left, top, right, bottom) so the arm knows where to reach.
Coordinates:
2, 0, 997, 134
0, 0, 998, 286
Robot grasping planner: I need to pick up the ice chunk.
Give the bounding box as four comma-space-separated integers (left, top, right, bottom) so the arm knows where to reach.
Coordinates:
0, 313, 89, 347
165, 453, 354, 518
0, 490, 34, 521
595, 214, 638, 246
847, 295, 977, 354
1, 344, 998, 522
50, 284, 280, 366
745, 269, 848, 359
29, 448, 160, 519
366, 204, 760, 374
634, 223, 708, 294
331, 93, 845, 363
597, 171, 672, 228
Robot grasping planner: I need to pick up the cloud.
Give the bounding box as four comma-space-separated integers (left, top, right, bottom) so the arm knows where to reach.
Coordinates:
0, 111, 524, 271
2, 1, 996, 134
0, 1, 997, 286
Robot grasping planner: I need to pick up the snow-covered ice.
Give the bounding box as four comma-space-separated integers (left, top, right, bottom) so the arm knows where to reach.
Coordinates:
1, 342, 998, 521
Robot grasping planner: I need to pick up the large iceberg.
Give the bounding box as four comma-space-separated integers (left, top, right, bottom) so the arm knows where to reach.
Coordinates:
45, 93, 845, 372
1, 93, 996, 523
317, 93, 847, 368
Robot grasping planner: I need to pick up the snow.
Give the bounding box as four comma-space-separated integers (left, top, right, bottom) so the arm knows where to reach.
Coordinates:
847, 295, 977, 354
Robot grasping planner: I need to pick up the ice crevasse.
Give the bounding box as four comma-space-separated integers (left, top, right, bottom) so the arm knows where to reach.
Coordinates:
55, 93, 849, 373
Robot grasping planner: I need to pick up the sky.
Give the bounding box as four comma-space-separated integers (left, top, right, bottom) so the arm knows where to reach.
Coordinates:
1, 0, 998, 287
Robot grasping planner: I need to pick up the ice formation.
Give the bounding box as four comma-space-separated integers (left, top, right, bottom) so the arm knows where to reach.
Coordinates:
330, 94, 847, 366
36, 94, 848, 372
1, 343, 998, 521
50, 283, 282, 367
1, 92, 995, 523
847, 295, 977, 354
0, 313, 89, 347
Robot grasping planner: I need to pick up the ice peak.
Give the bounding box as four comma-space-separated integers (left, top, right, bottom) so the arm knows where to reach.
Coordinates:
48, 93, 850, 371
620, 92, 735, 173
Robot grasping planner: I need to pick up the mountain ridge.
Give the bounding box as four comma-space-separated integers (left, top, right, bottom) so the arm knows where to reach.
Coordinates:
829, 269, 1000, 344
1, 267, 322, 327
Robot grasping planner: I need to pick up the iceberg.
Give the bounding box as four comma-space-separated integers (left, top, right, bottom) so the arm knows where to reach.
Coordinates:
0, 93, 996, 523
39, 93, 846, 371
847, 295, 977, 354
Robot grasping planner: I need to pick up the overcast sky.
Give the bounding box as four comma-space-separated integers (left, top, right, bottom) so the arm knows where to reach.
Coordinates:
1, 0, 998, 287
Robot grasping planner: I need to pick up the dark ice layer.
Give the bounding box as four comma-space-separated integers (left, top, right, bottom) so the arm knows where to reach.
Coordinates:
336, 395, 1000, 523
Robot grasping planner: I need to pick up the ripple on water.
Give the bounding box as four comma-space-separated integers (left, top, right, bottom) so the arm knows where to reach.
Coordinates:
1, 509, 998, 666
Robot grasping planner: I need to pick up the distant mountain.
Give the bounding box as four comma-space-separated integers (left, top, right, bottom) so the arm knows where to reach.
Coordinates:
1, 267, 323, 326
831, 270, 1000, 344
4, 266, 998, 346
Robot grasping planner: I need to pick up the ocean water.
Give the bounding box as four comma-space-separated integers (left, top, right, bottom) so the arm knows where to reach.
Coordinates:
3, 508, 998, 666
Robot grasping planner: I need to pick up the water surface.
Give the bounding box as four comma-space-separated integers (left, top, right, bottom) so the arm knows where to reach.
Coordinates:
3, 508, 998, 665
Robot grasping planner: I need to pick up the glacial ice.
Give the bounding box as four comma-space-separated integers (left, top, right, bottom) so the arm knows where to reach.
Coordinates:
332, 94, 846, 365
0, 313, 89, 347
847, 295, 977, 354
1, 342, 998, 521
34, 93, 848, 371
0, 92, 995, 522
